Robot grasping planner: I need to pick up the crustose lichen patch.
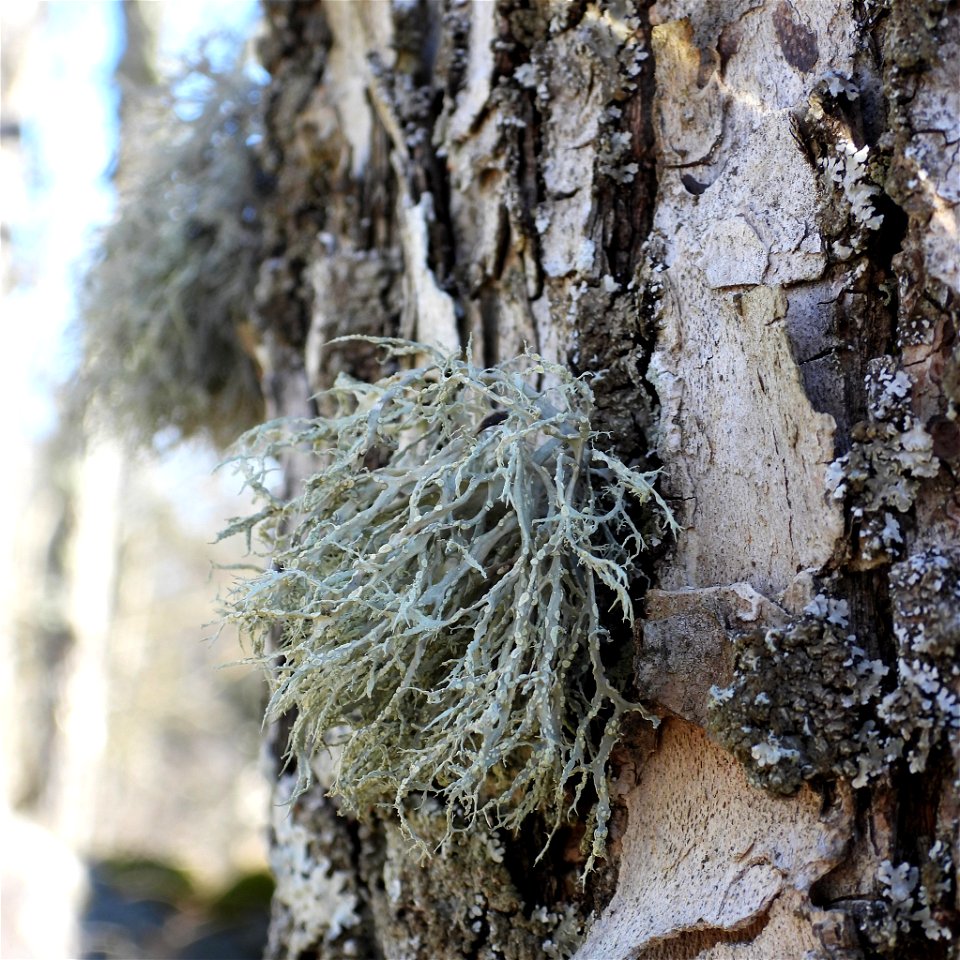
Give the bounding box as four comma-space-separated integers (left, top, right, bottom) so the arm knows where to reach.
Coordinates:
220, 339, 675, 872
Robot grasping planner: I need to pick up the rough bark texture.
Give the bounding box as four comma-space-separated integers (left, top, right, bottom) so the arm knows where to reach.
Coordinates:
249, 2, 958, 958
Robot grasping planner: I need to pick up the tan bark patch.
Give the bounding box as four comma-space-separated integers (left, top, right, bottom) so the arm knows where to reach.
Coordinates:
652, 285, 843, 595
576, 720, 852, 960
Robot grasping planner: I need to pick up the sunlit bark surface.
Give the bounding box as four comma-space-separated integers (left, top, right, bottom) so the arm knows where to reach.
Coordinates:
251, 2, 958, 958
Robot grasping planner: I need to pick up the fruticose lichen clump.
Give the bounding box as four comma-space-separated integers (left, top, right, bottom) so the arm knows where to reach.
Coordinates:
79, 53, 265, 448
222, 339, 674, 870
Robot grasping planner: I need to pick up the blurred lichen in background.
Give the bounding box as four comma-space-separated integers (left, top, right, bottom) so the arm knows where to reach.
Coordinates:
77, 46, 266, 450
1, 3, 274, 958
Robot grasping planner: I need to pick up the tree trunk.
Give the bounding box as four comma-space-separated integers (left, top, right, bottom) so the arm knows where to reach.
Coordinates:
250, 1, 958, 957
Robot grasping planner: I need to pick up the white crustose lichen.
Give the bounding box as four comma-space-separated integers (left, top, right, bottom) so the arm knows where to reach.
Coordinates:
221, 338, 674, 871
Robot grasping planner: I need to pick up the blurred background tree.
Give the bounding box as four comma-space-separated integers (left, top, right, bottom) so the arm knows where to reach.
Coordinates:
1, 3, 272, 957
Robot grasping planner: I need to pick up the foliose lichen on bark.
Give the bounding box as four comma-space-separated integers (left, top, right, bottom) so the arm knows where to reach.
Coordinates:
267, 775, 362, 958
858, 841, 954, 952
707, 542, 959, 799
707, 592, 887, 794
826, 356, 940, 568
876, 546, 960, 777
795, 65, 891, 268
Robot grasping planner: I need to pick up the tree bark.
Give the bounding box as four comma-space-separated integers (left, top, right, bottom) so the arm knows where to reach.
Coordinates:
250, 2, 958, 957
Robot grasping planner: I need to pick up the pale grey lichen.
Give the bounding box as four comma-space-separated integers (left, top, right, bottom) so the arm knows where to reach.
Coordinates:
827, 357, 940, 567
817, 71, 860, 102
805, 70, 887, 262
79, 51, 265, 448
709, 547, 960, 796
269, 776, 361, 957
222, 339, 674, 871
860, 842, 954, 951
819, 139, 885, 259
707, 593, 887, 794
597, 122, 640, 184
876, 546, 960, 776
